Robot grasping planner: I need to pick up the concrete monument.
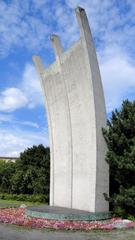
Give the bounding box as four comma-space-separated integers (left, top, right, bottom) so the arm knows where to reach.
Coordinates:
33, 7, 109, 213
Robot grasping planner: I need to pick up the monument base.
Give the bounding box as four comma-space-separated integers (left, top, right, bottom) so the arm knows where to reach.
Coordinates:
26, 206, 111, 221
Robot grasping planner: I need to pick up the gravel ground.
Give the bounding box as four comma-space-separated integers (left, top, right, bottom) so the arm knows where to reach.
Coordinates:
0, 223, 135, 240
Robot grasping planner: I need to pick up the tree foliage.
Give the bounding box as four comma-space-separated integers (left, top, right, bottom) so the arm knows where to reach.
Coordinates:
103, 100, 135, 216
0, 145, 50, 202
0, 160, 16, 194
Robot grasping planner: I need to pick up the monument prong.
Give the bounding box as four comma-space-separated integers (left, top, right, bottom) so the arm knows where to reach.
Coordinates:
50, 34, 63, 60
75, 6, 93, 44
32, 55, 45, 76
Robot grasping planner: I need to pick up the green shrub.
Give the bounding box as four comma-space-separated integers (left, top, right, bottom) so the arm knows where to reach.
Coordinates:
0, 193, 47, 203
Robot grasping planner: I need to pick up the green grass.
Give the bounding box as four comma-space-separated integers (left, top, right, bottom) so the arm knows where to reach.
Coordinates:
0, 199, 45, 208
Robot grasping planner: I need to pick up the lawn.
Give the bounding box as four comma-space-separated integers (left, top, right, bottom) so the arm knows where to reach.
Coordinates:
0, 199, 45, 208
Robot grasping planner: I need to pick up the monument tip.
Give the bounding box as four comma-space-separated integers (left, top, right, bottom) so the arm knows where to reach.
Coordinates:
32, 55, 45, 74
50, 34, 63, 59
75, 6, 85, 14
50, 34, 59, 42
75, 6, 92, 42
32, 55, 38, 62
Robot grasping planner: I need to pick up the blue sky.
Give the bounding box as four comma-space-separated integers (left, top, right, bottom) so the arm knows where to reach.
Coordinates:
0, 0, 135, 156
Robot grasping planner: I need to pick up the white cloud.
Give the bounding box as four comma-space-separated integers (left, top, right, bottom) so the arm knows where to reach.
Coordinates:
0, 113, 40, 130
0, 127, 49, 157
18, 121, 39, 128
0, 63, 44, 112
21, 63, 43, 108
0, 88, 28, 112
0, 113, 13, 122
99, 47, 135, 112
31, 0, 49, 9
0, 0, 50, 57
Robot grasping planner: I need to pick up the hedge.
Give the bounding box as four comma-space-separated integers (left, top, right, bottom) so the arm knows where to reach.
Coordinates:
0, 193, 48, 203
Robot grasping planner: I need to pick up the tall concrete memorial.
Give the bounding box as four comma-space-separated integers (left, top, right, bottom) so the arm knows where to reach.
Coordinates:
33, 7, 109, 214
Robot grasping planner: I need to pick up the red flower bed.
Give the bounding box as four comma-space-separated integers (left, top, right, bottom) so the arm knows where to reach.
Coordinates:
0, 208, 134, 230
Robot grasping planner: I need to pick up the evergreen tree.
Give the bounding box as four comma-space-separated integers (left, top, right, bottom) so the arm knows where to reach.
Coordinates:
103, 100, 135, 216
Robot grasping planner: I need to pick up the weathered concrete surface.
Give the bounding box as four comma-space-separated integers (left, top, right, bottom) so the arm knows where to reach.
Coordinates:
26, 205, 111, 220
0, 224, 135, 240
33, 7, 109, 213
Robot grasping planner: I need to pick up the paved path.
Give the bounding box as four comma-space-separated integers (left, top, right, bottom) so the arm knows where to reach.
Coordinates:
0, 223, 135, 240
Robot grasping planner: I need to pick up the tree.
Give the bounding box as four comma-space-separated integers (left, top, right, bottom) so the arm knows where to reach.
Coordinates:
11, 145, 50, 200
103, 100, 135, 216
0, 160, 16, 194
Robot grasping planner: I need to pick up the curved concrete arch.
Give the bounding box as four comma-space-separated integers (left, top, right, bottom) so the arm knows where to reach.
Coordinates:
33, 51, 73, 208
33, 7, 109, 213
32, 56, 55, 205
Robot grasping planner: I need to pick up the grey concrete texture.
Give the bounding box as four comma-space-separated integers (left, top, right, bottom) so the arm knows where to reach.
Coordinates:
26, 205, 111, 220
0, 224, 135, 240
33, 7, 109, 213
